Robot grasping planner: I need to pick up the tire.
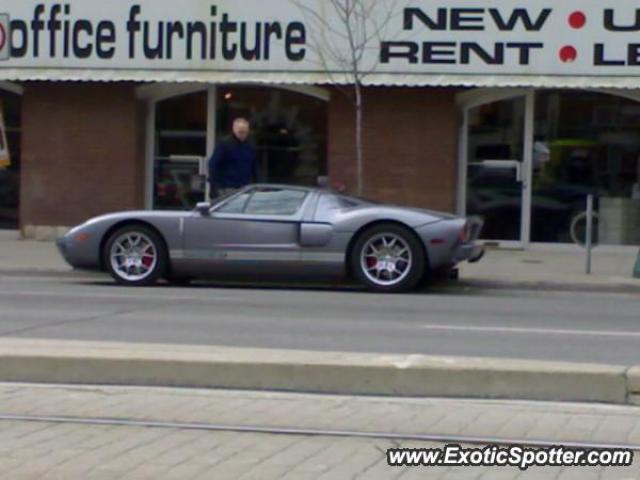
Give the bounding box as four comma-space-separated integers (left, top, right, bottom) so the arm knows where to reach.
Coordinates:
350, 223, 425, 293
103, 225, 167, 286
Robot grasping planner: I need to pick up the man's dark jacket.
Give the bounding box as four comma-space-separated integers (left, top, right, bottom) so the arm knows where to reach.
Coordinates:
208, 136, 258, 193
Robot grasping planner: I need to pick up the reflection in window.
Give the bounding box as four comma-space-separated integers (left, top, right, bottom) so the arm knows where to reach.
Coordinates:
532, 91, 640, 245
466, 97, 525, 241
245, 189, 307, 215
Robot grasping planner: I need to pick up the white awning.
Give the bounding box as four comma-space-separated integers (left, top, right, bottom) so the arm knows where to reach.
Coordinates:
2, 69, 640, 91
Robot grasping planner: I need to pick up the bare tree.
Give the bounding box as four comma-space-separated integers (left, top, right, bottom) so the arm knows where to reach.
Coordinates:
293, 0, 401, 195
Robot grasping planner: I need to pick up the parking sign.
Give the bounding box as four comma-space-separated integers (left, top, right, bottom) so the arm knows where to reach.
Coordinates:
0, 15, 8, 61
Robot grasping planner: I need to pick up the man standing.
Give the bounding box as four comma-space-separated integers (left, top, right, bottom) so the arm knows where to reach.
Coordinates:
208, 117, 258, 199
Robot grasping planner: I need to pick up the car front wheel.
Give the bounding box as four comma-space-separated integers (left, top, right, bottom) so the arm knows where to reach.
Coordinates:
351, 224, 425, 293
104, 225, 167, 286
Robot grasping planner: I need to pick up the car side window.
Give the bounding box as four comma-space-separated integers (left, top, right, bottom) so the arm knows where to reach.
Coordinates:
216, 191, 252, 214
244, 188, 308, 216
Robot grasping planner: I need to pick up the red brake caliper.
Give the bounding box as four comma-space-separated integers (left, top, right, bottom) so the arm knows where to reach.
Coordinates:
142, 247, 153, 268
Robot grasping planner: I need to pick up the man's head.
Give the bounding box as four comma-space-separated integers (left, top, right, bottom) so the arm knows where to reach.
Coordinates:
232, 118, 251, 142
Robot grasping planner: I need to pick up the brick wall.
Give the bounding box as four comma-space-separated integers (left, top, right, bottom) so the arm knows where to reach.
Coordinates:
18, 82, 461, 233
328, 86, 461, 213
20, 82, 145, 230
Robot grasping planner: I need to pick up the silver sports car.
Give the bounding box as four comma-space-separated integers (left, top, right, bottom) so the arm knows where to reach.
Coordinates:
57, 184, 484, 293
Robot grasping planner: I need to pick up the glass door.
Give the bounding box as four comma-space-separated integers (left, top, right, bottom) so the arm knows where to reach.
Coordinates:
153, 91, 208, 211
460, 91, 534, 246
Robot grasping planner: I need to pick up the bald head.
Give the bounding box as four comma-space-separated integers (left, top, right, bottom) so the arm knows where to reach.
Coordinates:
232, 118, 251, 142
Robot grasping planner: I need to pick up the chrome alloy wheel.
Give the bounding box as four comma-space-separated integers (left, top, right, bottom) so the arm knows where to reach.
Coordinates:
360, 233, 413, 287
109, 232, 158, 282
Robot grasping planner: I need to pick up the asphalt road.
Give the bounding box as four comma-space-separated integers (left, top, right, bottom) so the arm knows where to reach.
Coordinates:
1, 273, 640, 365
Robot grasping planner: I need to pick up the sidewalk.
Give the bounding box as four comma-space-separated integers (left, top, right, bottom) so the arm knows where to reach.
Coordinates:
0, 383, 638, 479
0, 230, 72, 274
459, 246, 640, 293
0, 229, 639, 292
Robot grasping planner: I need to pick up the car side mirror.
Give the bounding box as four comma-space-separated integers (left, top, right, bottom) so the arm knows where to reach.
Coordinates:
196, 202, 211, 216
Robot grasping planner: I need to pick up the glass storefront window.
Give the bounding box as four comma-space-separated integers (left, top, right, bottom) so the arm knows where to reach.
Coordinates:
152, 87, 328, 211
0, 90, 21, 230
533, 91, 640, 245
154, 91, 207, 211
216, 87, 327, 186
463, 89, 640, 246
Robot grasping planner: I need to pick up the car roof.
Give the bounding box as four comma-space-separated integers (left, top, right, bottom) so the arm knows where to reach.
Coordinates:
244, 184, 371, 205
244, 184, 321, 194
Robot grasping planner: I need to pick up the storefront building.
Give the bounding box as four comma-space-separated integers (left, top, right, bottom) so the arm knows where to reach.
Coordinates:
0, 1, 639, 249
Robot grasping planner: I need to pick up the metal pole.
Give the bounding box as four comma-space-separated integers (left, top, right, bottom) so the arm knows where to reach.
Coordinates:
585, 194, 594, 275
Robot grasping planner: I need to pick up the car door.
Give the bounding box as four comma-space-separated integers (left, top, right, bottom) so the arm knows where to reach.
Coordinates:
182, 187, 312, 276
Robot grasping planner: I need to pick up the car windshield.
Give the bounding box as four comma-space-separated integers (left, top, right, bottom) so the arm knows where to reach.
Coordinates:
215, 191, 252, 214
207, 190, 243, 210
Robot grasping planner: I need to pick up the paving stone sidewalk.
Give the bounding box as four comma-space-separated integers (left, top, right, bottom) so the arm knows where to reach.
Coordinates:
0, 383, 639, 479
1, 383, 640, 445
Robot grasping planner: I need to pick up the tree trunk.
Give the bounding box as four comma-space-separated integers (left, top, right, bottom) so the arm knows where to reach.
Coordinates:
355, 82, 364, 196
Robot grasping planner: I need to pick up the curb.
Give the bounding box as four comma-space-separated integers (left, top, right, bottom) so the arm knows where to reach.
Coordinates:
0, 339, 636, 405
452, 279, 640, 295
1, 268, 639, 294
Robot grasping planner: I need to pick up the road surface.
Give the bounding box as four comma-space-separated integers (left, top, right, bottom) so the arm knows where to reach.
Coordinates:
1, 273, 639, 365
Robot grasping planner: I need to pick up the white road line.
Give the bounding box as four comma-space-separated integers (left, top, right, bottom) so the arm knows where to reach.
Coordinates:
420, 324, 640, 338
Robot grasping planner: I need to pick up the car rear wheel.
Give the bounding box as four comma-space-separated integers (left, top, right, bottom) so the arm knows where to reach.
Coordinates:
104, 225, 167, 286
351, 224, 425, 293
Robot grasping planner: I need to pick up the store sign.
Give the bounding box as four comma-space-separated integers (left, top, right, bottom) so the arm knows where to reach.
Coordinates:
1, 1, 640, 85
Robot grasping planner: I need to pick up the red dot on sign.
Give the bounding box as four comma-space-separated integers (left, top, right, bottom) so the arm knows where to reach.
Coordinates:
569, 11, 586, 29
559, 46, 578, 63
